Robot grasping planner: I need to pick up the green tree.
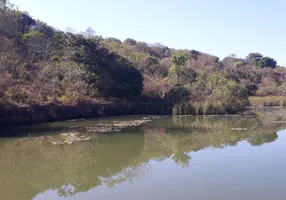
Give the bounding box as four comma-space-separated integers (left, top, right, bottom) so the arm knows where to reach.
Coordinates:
172, 152, 191, 168
22, 30, 44, 63
66, 34, 143, 98
246, 53, 276, 68
190, 50, 200, 60
246, 53, 263, 62
124, 38, 137, 45
190, 73, 249, 113
167, 85, 189, 103
171, 51, 187, 66
168, 52, 196, 86
168, 65, 197, 86
254, 57, 277, 68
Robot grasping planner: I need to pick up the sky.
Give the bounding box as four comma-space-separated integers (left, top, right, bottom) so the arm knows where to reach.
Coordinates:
11, 0, 286, 66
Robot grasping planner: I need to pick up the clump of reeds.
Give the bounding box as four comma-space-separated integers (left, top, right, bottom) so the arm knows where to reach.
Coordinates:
172, 101, 240, 115
250, 96, 286, 107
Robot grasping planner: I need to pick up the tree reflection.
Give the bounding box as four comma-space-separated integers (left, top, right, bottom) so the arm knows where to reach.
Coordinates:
0, 109, 285, 200
172, 152, 191, 168
248, 132, 279, 146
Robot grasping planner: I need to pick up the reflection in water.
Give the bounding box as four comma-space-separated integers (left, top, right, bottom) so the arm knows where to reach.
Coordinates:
0, 109, 286, 200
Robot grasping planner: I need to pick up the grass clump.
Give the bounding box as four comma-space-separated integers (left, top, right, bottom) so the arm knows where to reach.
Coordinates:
250, 96, 286, 107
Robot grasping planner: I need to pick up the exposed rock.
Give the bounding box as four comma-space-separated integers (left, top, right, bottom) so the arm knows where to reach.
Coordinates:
51, 141, 58, 145
86, 119, 152, 133
142, 116, 162, 120
51, 132, 91, 146
231, 128, 248, 131
270, 121, 286, 123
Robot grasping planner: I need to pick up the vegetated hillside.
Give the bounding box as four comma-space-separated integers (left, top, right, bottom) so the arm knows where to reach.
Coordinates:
1, 2, 285, 115
103, 39, 286, 97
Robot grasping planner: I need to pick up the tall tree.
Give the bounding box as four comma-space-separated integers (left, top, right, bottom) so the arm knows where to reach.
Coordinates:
0, 0, 7, 9
168, 51, 196, 86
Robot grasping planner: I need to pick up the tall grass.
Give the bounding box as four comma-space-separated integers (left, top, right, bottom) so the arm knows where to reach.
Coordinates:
172, 101, 241, 115
250, 96, 286, 107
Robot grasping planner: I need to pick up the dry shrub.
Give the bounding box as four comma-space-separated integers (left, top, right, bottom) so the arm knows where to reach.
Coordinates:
143, 75, 171, 98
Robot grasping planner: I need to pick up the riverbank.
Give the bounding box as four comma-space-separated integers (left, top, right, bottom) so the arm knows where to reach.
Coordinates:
3, 96, 285, 129
0, 97, 171, 128
0, 98, 248, 129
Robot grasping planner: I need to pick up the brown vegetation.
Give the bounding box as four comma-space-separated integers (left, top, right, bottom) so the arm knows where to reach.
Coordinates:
0, 1, 285, 125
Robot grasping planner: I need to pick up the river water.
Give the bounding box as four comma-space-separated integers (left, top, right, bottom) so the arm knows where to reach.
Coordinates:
0, 108, 286, 200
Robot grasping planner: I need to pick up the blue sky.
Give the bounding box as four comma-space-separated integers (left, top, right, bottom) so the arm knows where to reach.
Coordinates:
11, 0, 286, 66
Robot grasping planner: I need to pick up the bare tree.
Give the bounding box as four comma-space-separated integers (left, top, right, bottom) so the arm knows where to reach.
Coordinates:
0, 0, 7, 9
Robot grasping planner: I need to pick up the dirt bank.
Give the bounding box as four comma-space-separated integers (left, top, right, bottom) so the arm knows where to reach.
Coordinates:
0, 97, 171, 128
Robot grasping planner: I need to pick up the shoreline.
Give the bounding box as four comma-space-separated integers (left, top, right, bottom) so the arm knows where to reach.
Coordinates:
1, 99, 284, 131
0, 98, 171, 129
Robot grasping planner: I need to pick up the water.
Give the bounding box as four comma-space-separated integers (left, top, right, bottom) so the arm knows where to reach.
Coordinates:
0, 108, 286, 200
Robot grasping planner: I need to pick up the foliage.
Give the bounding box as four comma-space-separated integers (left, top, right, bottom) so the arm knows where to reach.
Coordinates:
22, 30, 43, 40
0, 5, 285, 112
247, 53, 277, 68
171, 51, 187, 66
143, 75, 171, 98
254, 57, 277, 68
167, 52, 197, 86
189, 73, 249, 114
123, 38, 137, 45
166, 86, 189, 103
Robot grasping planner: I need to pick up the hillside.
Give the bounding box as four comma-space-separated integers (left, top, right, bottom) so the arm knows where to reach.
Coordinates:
1, 2, 286, 123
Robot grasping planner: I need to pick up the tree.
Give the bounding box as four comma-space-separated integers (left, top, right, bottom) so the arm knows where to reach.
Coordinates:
172, 152, 191, 168
190, 50, 200, 60
143, 75, 171, 97
190, 73, 249, 113
65, 27, 77, 34
0, 7, 18, 37
67, 34, 143, 98
16, 12, 36, 33
124, 38, 137, 45
168, 66, 197, 86
105, 37, 122, 44
171, 51, 187, 66
81, 27, 96, 39
246, 53, 277, 68
34, 20, 55, 38
0, 0, 7, 9
254, 57, 277, 68
22, 30, 44, 63
246, 53, 263, 62
1, 3, 285, 111
168, 52, 196, 86
166, 85, 189, 103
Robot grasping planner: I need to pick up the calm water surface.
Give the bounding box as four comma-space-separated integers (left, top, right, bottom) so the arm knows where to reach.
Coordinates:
0, 108, 286, 200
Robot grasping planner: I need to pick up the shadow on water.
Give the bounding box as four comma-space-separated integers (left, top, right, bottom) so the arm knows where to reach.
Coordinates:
0, 115, 149, 137
0, 108, 285, 200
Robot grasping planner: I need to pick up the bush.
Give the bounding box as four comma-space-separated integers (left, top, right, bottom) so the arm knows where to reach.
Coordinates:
166, 86, 189, 104
143, 75, 171, 98
190, 73, 249, 113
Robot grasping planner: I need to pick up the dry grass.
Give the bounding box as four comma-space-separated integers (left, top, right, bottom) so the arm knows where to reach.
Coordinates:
250, 96, 286, 107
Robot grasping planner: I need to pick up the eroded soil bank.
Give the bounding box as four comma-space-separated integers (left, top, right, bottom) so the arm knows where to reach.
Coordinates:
0, 98, 171, 129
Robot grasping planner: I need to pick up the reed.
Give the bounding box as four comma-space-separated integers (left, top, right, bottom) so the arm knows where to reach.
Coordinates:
172, 101, 239, 115
250, 96, 286, 107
